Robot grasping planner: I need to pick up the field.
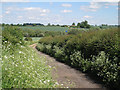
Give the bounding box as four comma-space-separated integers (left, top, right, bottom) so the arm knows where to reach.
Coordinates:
23, 37, 42, 41
20, 26, 69, 32
1, 25, 120, 89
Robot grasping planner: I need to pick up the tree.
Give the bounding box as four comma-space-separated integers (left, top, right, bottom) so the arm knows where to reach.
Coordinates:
80, 20, 91, 28
33, 24, 36, 26
72, 22, 75, 26
2, 23, 5, 26
23, 23, 26, 26
48, 23, 51, 26
10, 24, 13, 26
56, 24, 60, 26
52, 24, 55, 26
77, 23, 80, 28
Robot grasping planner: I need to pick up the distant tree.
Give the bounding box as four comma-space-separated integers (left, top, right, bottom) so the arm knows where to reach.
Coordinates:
2, 23, 5, 26
48, 23, 51, 26
77, 23, 80, 28
80, 22, 84, 28
33, 24, 36, 26
80, 20, 91, 28
52, 24, 55, 26
72, 22, 75, 26
23, 23, 26, 26
56, 24, 60, 26
6, 24, 9, 26
101, 24, 108, 26
86, 24, 91, 28
10, 24, 13, 26
84, 20, 88, 26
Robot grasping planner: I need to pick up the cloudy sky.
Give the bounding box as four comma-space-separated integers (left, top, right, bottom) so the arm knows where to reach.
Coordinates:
0, 0, 119, 25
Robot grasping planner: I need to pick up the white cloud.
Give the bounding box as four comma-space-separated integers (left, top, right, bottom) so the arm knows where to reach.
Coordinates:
5, 11, 10, 14
89, 2, 100, 9
0, 15, 2, 18
61, 10, 72, 13
17, 16, 23, 19
80, 1, 118, 12
28, 16, 35, 20
61, 4, 72, 7
23, 7, 50, 13
105, 6, 109, 8
80, 2, 101, 12
40, 14, 46, 16
80, 6, 97, 12
105, 3, 118, 6
83, 15, 92, 18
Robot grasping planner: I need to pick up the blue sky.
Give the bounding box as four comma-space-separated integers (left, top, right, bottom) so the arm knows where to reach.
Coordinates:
0, 1, 119, 25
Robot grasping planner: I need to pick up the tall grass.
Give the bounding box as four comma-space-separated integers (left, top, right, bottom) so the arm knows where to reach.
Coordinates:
2, 26, 60, 88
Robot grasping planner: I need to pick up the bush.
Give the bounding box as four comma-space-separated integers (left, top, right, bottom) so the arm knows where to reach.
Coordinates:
36, 27, 120, 89
24, 37, 32, 41
2, 26, 24, 45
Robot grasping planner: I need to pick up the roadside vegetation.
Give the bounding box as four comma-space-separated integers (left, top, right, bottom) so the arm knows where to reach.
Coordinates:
36, 27, 120, 89
2, 26, 59, 88
1, 23, 119, 89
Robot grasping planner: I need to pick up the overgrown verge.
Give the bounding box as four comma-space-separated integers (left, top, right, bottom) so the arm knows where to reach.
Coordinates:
2, 26, 59, 88
36, 28, 120, 89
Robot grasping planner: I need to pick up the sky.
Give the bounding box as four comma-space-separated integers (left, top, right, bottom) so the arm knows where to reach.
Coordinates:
0, 0, 119, 25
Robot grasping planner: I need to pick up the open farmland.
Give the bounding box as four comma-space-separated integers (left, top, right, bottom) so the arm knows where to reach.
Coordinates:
20, 26, 69, 32
1, 1, 119, 89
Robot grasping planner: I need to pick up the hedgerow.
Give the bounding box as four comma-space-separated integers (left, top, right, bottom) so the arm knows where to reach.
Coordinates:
36, 27, 120, 89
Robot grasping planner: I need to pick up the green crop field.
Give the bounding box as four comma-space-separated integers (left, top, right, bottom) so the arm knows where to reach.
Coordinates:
20, 26, 69, 32
23, 37, 42, 41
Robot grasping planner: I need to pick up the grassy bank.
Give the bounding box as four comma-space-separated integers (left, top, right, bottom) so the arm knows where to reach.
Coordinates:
2, 26, 59, 88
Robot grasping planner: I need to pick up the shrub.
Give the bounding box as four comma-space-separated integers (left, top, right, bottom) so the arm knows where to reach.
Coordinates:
24, 37, 32, 41
2, 26, 24, 45
36, 27, 120, 89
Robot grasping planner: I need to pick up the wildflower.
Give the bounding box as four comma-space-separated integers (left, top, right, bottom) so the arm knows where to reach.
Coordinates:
4, 55, 7, 59
5, 68, 7, 70
19, 51, 22, 53
21, 46, 24, 48
55, 82, 59, 85
44, 81, 46, 84
47, 80, 50, 82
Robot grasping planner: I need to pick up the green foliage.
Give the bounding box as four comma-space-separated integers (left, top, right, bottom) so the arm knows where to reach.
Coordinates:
77, 20, 91, 28
22, 28, 65, 37
72, 22, 75, 26
20, 26, 69, 32
24, 37, 32, 41
2, 44, 58, 88
36, 27, 120, 89
2, 26, 24, 45
2, 26, 60, 88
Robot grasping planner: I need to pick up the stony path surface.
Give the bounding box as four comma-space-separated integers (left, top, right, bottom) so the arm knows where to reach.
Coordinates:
30, 44, 107, 89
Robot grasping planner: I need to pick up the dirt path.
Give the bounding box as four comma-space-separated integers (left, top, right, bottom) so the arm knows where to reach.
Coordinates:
30, 44, 107, 89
